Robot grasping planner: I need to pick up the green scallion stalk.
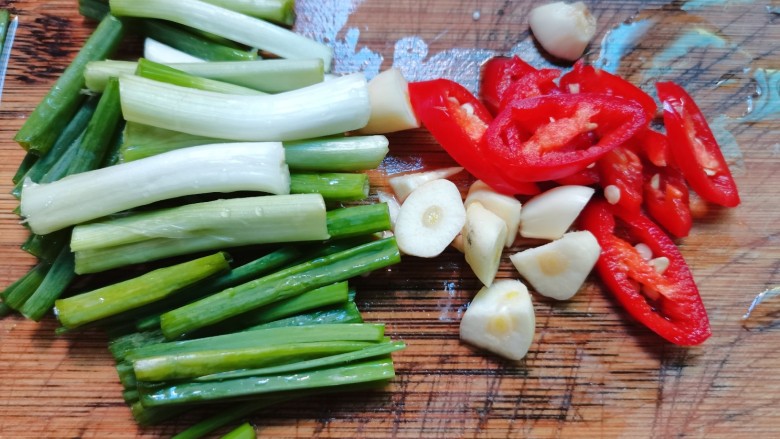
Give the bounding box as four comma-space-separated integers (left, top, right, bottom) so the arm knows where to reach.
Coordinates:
0, 302, 11, 318
202, 0, 294, 25
13, 15, 124, 155
55, 252, 230, 329
1, 263, 50, 310
138, 357, 395, 407
130, 400, 188, 426
134, 340, 376, 382
12, 96, 99, 197
247, 302, 363, 331
12, 153, 37, 186
286, 136, 390, 171
118, 74, 368, 141
195, 281, 350, 336
21, 229, 71, 262
127, 323, 385, 361
118, 122, 221, 161
122, 388, 139, 405
79, 0, 110, 20
38, 130, 87, 184
159, 237, 400, 338
84, 60, 137, 92
136, 58, 262, 95
133, 246, 303, 332
171, 59, 324, 93
172, 396, 292, 439
110, 330, 168, 362
72, 194, 328, 274
23, 142, 290, 236
19, 243, 76, 321
196, 341, 405, 383
326, 203, 391, 239
290, 173, 369, 202
0, 11, 9, 46
65, 76, 122, 175
219, 422, 255, 439
110, 0, 332, 71
140, 19, 257, 62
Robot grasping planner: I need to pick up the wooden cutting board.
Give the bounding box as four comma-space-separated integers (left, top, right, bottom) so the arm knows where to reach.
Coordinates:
2, 0, 779, 437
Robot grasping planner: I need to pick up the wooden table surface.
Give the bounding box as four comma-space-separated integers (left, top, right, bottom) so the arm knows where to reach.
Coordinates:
2, 0, 780, 437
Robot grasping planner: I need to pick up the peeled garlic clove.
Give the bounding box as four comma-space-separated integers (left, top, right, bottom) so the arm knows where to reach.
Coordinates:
389, 167, 464, 202
519, 185, 594, 240
465, 180, 522, 247
459, 279, 536, 361
509, 230, 600, 300
358, 68, 421, 134
528, 1, 597, 61
395, 178, 466, 257
463, 202, 508, 287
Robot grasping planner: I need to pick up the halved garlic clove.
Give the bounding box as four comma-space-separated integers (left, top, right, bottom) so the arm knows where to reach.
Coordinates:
389, 167, 464, 202
509, 230, 600, 300
459, 279, 536, 361
528, 1, 597, 61
519, 185, 594, 240
465, 180, 522, 247
395, 178, 466, 257
463, 202, 508, 287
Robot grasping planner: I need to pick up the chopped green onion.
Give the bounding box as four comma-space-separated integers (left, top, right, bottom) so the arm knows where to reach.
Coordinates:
159, 237, 400, 338
171, 396, 292, 439
290, 172, 369, 201
21, 229, 71, 262
118, 74, 369, 141
12, 153, 37, 185
326, 203, 391, 240
110, 0, 332, 70
284, 136, 390, 172
55, 253, 230, 329
14, 15, 124, 155
247, 302, 363, 331
23, 142, 290, 235
136, 58, 262, 95
138, 357, 395, 407
170, 59, 324, 93
78, 0, 110, 21
140, 19, 256, 62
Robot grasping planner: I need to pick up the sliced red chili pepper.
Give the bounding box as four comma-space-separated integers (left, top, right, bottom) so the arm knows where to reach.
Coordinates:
597, 146, 644, 213
643, 164, 692, 238
560, 60, 657, 121
579, 199, 710, 345
629, 128, 670, 167
656, 81, 740, 207
408, 79, 540, 195
484, 93, 648, 182
480, 56, 560, 115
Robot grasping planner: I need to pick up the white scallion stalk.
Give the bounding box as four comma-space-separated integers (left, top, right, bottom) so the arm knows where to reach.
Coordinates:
509, 231, 600, 301
21, 142, 290, 235
170, 59, 325, 93
395, 179, 466, 258
144, 38, 206, 64
358, 68, 420, 134
465, 180, 522, 248
84, 60, 138, 92
389, 167, 464, 202
460, 279, 536, 361
119, 74, 371, 141
462, 202, 507, 287
519, 185, 594, 240
110, 0, 333, 71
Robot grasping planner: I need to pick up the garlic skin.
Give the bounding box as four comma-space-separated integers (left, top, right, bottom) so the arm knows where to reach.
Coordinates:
509, 231, 600, 301
528, 1, 597, 61
460, 279, 536, 361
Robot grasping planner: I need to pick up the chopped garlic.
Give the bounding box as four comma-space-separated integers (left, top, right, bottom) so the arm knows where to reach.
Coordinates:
528, 2, 597, 61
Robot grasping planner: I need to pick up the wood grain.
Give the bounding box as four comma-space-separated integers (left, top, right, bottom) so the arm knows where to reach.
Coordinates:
2, 0, 780, 437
